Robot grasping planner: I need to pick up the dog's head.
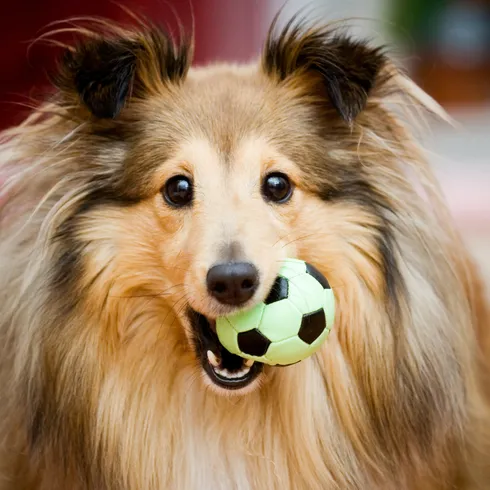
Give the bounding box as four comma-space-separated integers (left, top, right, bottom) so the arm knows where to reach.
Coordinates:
4, 14, 479, 488
17, 15, 450, 405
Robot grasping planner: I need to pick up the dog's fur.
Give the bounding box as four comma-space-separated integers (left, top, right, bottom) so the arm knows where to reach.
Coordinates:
0, 15, 489, 490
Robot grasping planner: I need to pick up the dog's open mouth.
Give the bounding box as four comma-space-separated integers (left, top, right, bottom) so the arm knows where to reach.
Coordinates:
188, 309, 263, 390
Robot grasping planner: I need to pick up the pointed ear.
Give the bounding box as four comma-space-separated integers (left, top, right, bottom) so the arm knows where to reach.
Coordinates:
55, 26, 192, 119
262, 18, 387, 123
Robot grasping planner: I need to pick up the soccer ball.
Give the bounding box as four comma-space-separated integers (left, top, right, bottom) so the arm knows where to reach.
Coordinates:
216, 258, 335, 366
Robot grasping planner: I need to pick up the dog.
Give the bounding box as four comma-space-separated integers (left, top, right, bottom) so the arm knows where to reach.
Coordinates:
0, 13, 489, 490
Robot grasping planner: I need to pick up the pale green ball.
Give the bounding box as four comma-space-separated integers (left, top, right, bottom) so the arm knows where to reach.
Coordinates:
216, 258, 335, 366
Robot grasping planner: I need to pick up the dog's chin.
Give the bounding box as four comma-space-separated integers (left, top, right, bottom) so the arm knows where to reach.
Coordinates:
187, 309, 264, 395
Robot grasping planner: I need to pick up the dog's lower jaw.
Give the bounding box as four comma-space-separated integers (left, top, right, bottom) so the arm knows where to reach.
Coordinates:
200, 364, 265, 396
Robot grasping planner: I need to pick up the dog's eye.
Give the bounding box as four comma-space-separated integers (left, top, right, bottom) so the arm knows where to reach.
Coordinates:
163, 175, 193, 207
262, 173, 293, 203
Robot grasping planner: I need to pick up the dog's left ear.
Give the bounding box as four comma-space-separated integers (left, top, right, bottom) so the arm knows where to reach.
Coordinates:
262, 19, 387, 123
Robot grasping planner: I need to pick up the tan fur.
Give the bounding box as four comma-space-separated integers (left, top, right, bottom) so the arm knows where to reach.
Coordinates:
0, 17, 489, 490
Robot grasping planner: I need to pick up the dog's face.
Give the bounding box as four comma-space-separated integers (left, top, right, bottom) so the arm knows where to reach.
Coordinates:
149, 137, 299, 390
52, 21, 396, 395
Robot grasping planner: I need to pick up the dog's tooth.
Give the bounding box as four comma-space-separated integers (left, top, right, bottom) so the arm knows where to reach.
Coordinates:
212, 364, 252, 380
235, 367, 251, 378
216, 367, 227, 377
244, 359, 254, 368
207, 350, 220, 367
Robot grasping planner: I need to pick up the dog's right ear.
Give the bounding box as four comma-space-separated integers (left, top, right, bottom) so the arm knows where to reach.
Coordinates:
55, 26, 193, 119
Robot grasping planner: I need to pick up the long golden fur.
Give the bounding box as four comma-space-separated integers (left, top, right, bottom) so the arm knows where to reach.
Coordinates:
0, 14, 489, 490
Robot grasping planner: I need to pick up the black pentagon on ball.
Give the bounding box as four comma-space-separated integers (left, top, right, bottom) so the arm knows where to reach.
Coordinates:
264, 275, 289, 305
237, 329, 271, 357
298, 308, 327, 344
305, 263, 331, 289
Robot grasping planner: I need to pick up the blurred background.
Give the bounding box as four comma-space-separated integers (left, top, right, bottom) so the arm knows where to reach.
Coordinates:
1, 0, 489, 283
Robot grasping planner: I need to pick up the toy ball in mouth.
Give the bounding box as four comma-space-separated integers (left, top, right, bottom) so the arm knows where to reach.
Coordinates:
216, 258, 335, 366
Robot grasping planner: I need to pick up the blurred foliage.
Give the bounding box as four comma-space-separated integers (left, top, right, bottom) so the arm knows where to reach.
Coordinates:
390, 0, 449, 46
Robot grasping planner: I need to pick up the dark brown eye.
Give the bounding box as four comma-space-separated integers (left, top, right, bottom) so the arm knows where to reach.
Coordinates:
262, 173, 293, 203
163, 175, 193, 207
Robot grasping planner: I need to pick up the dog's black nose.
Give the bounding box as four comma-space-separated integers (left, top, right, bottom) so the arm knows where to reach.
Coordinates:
206, 262, 259, 305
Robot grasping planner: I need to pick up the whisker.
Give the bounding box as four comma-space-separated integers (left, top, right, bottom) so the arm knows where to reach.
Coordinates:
272, 231, 296, 249
109, 283, 185, 299
280, 232, 329, 249
154, 293, 188, 349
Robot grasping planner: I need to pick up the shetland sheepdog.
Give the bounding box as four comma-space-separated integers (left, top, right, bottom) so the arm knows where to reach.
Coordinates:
0, 13, 489, 490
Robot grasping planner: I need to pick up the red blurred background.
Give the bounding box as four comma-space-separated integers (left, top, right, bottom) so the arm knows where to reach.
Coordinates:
0, 0, 265, 129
